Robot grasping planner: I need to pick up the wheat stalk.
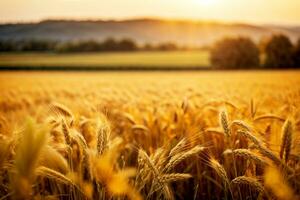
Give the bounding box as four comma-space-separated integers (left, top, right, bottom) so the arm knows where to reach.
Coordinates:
280, 119, 293, 163
165, 146, 204, 172
225, 149, 268, 167
160, 173, 192, 183
131, 124, 150, 133
50, 102, 74, 119
254, 114, 285, 123
61, 119, 71, 145
138, 149, 160, 177
231, 176, 264, 193
219, 110, 231, 137
209, 158, 230, 188
35, 166, 74, 186
137, 149, 173, 199
238, 130, 294, 174
97, 123, 110, 156
168, 138, 187, 158
230, 120, 252, 132
39, 145, 69, 174
13, 118, 49, 199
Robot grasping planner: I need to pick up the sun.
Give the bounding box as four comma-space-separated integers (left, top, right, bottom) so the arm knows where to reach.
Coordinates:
195, 0, 218, 6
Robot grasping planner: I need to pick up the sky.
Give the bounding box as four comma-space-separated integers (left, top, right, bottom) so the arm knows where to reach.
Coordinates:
1, 0, 300, 25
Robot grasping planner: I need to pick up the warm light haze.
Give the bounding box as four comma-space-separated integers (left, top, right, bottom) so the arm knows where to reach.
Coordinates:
1, 0, 300, 25
0, 0, 300, 200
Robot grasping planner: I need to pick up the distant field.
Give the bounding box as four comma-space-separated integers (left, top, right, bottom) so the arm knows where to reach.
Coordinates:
0, 51, 210, 69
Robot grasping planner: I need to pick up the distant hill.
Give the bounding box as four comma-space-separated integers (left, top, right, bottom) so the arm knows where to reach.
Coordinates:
0, 18, 299, 46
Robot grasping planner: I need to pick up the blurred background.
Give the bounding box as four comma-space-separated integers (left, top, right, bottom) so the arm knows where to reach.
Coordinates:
0, 0, 300, 70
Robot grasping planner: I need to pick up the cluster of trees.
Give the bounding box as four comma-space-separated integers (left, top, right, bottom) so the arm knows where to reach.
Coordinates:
0, 38, 181, 53
57, 39, 137, 52
211, 34, 300, 69
0, 40, 58, 52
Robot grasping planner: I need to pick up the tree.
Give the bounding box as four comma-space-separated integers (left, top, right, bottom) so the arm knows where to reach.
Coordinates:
143, 43, 154, 51
293, 38, 300, 68
0, 40, 15, 51
264, 35, 294, 68
210, 37, 260, 69
101, 38, 118, 51
118, 39, 137, 51
157, 42, 178, 51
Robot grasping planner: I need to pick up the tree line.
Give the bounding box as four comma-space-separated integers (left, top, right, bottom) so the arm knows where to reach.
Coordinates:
211, 34, 300, 69
1, 34, 299, 68
0, 38, 184, 53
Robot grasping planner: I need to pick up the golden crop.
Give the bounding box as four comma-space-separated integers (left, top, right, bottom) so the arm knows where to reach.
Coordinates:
0, 71, 299, 200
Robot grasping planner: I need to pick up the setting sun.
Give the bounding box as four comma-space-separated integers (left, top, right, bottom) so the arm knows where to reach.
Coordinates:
195, 0, 218, 6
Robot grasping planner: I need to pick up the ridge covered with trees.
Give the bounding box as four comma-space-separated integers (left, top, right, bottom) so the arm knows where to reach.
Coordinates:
0, 38, 187, 53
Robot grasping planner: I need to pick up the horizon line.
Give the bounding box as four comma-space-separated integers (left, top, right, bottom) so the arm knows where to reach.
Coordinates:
1, 16, 299, 27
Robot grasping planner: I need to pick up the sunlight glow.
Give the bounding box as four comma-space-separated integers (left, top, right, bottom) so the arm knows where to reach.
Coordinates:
195, 0, 218, 6
1, 0, 300, 25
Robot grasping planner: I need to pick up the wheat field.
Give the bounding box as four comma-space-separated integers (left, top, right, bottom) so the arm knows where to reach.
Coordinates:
0, 71, 300, 200
0, 51, 209, 69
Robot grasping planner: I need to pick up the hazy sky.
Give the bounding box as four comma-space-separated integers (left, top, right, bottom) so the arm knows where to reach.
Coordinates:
1, 0, 300, 25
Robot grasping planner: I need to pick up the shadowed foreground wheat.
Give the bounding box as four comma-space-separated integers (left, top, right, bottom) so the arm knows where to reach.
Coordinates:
0, 71, 299, 199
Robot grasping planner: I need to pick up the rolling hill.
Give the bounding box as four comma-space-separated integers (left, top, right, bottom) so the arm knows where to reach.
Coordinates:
0, 18, 299, 46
